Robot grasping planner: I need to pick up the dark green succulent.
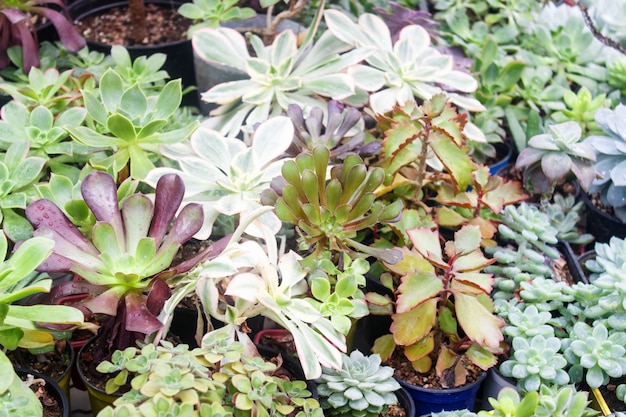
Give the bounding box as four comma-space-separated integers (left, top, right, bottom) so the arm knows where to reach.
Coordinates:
264, 145, 403, 263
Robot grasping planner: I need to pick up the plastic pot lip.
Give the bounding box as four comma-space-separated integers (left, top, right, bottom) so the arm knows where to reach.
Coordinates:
15, 367, 70, 417
395, 370, 488, 394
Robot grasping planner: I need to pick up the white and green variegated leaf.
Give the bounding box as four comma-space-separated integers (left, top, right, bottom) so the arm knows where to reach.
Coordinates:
192, 27, 249, 70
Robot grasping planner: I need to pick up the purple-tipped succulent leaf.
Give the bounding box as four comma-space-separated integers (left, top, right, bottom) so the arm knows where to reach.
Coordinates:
36, 7, 86, 52
33, 228, 102, 272
82, 287, 125, 316
125, 292, 164, 334
149, 174, 186, 243
81, 171, 125, 250
146, 279, 171, 316
27, 199, 98, 255
162, 203, 203, 247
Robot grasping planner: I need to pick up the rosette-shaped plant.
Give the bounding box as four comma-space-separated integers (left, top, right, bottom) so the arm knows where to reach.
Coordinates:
315, 351, 400, 417
26, 170, 204, 362
515, 121, 596, 197
499, 335, 570, 391
585, 103, 626, 222
563, 322, 626, 388
263, 145, 403, 263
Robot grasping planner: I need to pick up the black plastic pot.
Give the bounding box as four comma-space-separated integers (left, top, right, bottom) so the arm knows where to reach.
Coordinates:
580, 190, 626, 245
76, 336, 121, 415
15, 368, 70, 417
68, 0, 197, 106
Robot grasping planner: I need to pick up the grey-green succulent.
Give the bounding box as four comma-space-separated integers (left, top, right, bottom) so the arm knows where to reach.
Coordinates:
585, 103, 626, 222
503, 304, 555, 340
315, 351, 400, 417
499, 335, 570, 392
540, 194, 593, 245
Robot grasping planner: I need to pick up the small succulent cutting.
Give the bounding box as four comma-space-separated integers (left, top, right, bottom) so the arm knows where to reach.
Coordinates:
315, 351, 400, 417
26, 170, 204, 362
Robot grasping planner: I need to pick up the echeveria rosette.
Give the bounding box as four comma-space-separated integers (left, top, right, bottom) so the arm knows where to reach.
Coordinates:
315, 351, 400, 417
25, 170, 204, 361
323, 9, 486, 142
145, 116, 295, 239
503, 304, 555, 340
563, 322, 626, 389
193, 23, 371, 137
515, 121, 596, 196
585, 104, 626, 222
499, 335, 570, 392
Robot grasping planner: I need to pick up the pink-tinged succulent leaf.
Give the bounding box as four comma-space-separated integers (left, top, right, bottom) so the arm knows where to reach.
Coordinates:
149, 173, 185, 244
429, 129, 476, 192
32, 228, 102, 272
396, 270, 442, 313
390, 298, 437, 346
14, 20, 40, 72
466, 343, 498, 370
383, 246, 427, 276
81, 171, 125, 250
26, 199, 97, 255
407, 227, 446, 268
35, 7, 85, 52
480, 179, 527, 214
453, 225, 481, 255
33, 251, 74, 272
157, 203, 203, 254
452, 272, 494, 294
146, 280, 171, 316
371, 334, 397, 362
82, 287, 126, 316
124, 292, 164, 334
453, 290, 504, 349
452, 249, 496, 272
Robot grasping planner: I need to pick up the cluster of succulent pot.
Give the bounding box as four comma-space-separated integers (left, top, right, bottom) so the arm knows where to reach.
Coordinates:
2, 0, 626, 416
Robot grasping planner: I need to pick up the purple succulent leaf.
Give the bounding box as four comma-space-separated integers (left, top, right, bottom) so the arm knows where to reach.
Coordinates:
158, 203, 203, 251
125, 292, 164, 334
27, 199, 97, 255
15, 20, 40, 72
82, 286, 125, 316
32, 228, 102, 272
81, 171, 125, 250
149, 173, 185, 244
43, 280, 105, 306
32, 250, 73, 272
146, 279, 171, 316
35, 7, 85, 52
154, 233, 233, 279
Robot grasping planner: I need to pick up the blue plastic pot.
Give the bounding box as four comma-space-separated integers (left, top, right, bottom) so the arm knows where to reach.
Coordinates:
396, 371, 486, 415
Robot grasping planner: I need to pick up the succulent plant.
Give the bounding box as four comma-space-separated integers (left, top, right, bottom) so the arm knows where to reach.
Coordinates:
499, 335, 570, 391
286, 100, 368, 160
551, 87, 608, 136
177, 0, 255, 36
26, 170, 205, 362
503, 304, 555, 340
145, 116, 294, 240
479, 387, 539, 417
485, 203, 561, 299
315, 351, 400, 417
540, 194, 593, 246
562, 322, 626, 388
585, 103, 626, 222
515, 121, 596, 197
370, 225, 504, 388
263, 145, 403, 263
0, 352, 46, 417
97, 330, 322, 417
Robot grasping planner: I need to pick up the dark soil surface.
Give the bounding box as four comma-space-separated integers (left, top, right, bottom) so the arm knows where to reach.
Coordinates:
74, 3, 191, 46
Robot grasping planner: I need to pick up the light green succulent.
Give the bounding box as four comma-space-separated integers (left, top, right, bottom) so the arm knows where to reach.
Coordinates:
177, 0, 255, 36
551, 87, 608, 136
503, 304, 555, 340
315, 351, 400, 417
540, 194, 593, 246
563, 322, 626, 389
479, 387, 539, 417
533, 384, 596, 417
0, 353, 44, 417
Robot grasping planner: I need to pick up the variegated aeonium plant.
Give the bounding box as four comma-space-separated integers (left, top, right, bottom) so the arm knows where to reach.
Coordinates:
25, 170, 207, 363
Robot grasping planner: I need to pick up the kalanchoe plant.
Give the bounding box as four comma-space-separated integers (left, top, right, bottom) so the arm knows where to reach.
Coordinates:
515, 121, 596, 198
0, 0, 86, 71
96, 329, 322, 417
369, 225, 504, 388
25, 170, 205, 363
262, 145, 403, 263
585, 103, 626, 222
315, 351, 400, 417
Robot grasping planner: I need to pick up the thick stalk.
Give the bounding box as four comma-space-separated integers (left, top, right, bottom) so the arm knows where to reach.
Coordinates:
128, 0, 147, 44
263, 0, 308, 44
